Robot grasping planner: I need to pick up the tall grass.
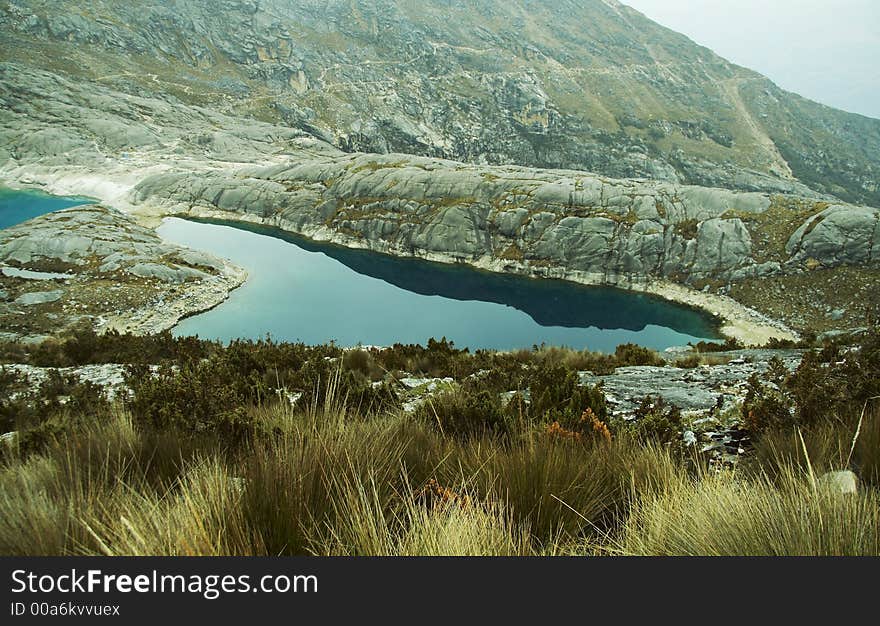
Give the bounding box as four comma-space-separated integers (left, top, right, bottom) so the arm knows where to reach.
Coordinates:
451, 436, 676, 545
0, 455, 68, 555
1, 393, 878, 556
79, 458, 261, 556
752, 402, 880, 488
618, 466, 880, 556
240, 419, 430, 555
310, 471, 534, 556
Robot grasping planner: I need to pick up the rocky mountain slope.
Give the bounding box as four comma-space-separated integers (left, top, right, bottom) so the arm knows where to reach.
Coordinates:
1, 0, 878, 206
0, 4, 877, 342
0, 60, 877, 341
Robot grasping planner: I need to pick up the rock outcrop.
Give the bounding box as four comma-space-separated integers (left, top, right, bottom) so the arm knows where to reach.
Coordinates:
816, 471, 859, 496
0, 205, 246, 339
786, 205, 880, 267
581, 350, 805, 417
130, 153, 879, 291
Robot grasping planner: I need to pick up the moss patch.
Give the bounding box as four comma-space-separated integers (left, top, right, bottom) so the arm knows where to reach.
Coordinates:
674, 218, 699, 240
724, 196, 831, 264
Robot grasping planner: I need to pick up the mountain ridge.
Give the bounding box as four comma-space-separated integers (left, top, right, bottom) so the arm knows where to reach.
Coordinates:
1, 0, 878, 205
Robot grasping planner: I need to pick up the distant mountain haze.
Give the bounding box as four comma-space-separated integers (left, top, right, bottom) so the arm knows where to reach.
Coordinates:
624, 0, 880, 120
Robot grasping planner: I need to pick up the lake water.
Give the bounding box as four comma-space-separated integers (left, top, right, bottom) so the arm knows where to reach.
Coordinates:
158, 217, 721, 352
0, 187, 94, 229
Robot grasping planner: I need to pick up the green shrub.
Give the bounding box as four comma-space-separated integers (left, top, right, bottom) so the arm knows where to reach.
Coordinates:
1, 372, 113, 456
621, 396, 684, 445
293, 358, 397, 415
614, 343, 665, 367
124, 362, 258, 444
528, 364, 608, 426
743, 330, 880, 435
674, 354, 702, 369
342, 349, 384, 381
741, 373, 795, 433
691, 338, 743, 353
417, 387, 511, 439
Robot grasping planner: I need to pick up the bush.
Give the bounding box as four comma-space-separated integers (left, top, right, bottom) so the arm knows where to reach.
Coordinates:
741, 373, 794, 433
614, 343, 665, 367
674, 354, 702, 369
0, 327, 217, 368
342, 349, 384, 381
123, 344, 399, 446
528, 364, 608, 426
622, 396, 684, 446
1, 371, 113, 457
743, 330, 880, 435
417, 388, 512, 439
3, 327, 879, 556
546, 408, 612, 445
124, 361, 260, 446
293, 357, 397, 415
691, 338, 743, 353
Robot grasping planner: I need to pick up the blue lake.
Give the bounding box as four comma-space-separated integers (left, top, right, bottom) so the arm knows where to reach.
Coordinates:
0, 187, 94, 229
157, 217, 722, 352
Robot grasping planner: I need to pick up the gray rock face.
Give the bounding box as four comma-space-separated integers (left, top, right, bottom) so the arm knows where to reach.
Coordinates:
3, 363, 135, 402
131, 152, 880, 288
691, 219, 752, 277
816, 470, 859, 495
14, 290, 63, 305
0, 63, 334, 171
0, 205, 160, 266
580, 350, 804, 416
786, 205, 880, 267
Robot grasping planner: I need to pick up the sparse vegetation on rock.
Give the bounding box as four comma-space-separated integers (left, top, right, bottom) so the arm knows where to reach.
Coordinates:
1, 329, 877, 556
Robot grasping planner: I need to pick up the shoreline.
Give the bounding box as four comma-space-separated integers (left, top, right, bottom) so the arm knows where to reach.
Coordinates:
160, 204, 799, 347
2, 163, 799, 347
96, 263, 249, 338
0, 170, 250, 341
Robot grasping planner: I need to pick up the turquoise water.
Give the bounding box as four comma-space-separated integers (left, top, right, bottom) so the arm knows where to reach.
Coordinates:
158, 218, 722, 352
0, 187, 94, 229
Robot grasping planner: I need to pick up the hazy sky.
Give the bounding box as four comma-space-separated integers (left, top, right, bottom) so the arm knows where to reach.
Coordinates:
623, 0, 880, 119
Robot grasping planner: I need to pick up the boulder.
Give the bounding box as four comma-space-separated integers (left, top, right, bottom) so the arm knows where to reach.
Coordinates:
14, 290, 63, 305
816, 470, 859, 495
690, 218, 753, 279
787, 205, 880, 267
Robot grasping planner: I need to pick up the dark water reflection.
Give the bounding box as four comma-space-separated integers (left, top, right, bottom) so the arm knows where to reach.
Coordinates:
158, 217, 721, 352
